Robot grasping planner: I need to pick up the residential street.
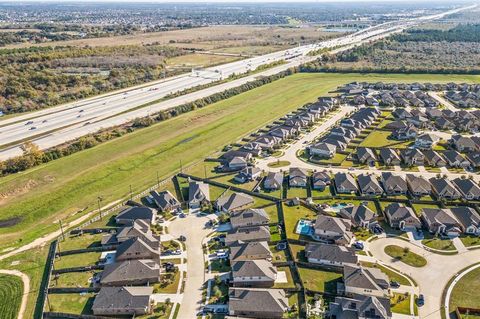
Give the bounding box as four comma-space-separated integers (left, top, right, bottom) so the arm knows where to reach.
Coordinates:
366, 237, 480, 319
168, 213, 217, 319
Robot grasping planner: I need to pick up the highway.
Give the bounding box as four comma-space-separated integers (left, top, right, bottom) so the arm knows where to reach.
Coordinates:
0, 4, 473, 160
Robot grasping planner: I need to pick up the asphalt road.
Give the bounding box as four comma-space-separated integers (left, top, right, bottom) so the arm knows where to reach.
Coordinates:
0, 5, 471, 160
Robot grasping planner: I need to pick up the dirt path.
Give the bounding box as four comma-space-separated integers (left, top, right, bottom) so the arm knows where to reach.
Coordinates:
0, 269, 30, 319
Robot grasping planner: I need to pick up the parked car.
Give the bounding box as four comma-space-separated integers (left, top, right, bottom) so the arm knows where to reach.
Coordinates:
390, 281, 400, 288
178, 235, 186, 242
417, 294, 425, 306
353, 241, 364, 250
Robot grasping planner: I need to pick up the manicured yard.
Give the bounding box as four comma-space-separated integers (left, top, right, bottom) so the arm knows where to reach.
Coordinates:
411, 203, 441, 217
460, 235, 480, 247
210, 259, 231, 273
311, 186, 332, 198
48, 293, 95, 314
54, 252, 101, 269
154, 271, 181, 294
384, 245, 427, 267
274, 266, 296, 289
59, 233, 104, 251
297, 267, 343, 293
287, 186, 308, 199
359, 130, 412, 149
282, 204, 317, 240
51, 271, 97, 288
0, 274, 23, 319
422, 233, 456, 251
449, 266, 480, 310
391, 292, 411, 315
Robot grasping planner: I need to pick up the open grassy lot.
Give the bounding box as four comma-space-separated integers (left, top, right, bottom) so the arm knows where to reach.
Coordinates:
359, 130, 412, 149
297, 267, 343, 293
166, 53, 239, 68
48, 292, 95, 314
449, 266, 480, 310
1, 73, 480, 252
384, 245, 427, 267
0, 273, 23, 319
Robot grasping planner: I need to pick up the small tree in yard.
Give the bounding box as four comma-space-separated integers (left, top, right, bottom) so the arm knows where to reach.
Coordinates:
403, 247, 410, 255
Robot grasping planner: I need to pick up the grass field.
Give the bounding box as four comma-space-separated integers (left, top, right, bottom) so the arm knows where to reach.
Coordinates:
297, 267, 343, 293
359, 130, 412, 149
449, 266, 480, 310
0, 274, 23, 319
384, 245, 427, 267
1, 73, 480, 252
166, 53, 239, 68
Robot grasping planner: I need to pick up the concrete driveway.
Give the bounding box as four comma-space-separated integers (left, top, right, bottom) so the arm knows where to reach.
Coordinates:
168, 213, 217, 319
367, 237, 480, 319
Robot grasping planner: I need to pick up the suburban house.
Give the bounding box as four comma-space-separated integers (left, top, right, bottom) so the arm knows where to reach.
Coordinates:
115, 237, 160, 262
229, 241, 272, 262
381, 172, 408, 195
92, 286, 154, 316
421, 208, 463, 236
391, 125, 418, 140
115, 206, 156, 226
228, 288, 288, 319
264, 172, 284, 190
231, 259, 277, 287
401, 148, 425, 166
100, 259, 161, 286
429, 177, 462, 200
357, 174, 383, 196
228, 156, 249, 170
466, 152, 480, 168
215, 192, 254, 212
339, 205, 377, 228
442, 150, 471, 168
384, 203, 422, 230
230, 208, 269, 229
406, 174, 432, 197
312, 171, 331, 190
107, 220, 159, 247
379, 148, 401, 166
310, 142, 337, 158
451, 135, 478, 153
235, 167, 262, 183
328, 295, 392, 319
343, 265, 390, 298
423, 150, 447, 167
305, 243, 358, 267
356, 147, 377, 165
415, 133, 440, 149
335, 173, 359, 194
289, 167, 308, 187
451, 207, 480, 235
150, 190, 181, 213
188, 180, 210, 209
453, 178, 480, 200
313, 215, 353, 245
225, 226, 271, 246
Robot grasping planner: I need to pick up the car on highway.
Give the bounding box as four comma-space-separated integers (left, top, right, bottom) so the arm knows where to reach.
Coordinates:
42, 120, 48, 123
79, 109, 84, 112
29, 126, 37, 130
25, 121, 34, 125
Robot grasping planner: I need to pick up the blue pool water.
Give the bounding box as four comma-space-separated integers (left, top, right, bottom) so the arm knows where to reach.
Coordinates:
296, 219, 313, 235
330, 203, 350, 213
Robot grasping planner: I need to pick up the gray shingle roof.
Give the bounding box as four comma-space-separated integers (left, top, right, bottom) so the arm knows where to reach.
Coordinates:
229, 288, 288, 315
229, 241, 272, 261
305, 243, 358, 264
231, 260, 277, 280
230, 208, 269, 229
92, 286, 153, 313
216, 192, 254, 212
101, 259, 160, 285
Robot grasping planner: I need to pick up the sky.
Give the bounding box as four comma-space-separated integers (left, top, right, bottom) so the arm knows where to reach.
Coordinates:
8, 0, 470, 2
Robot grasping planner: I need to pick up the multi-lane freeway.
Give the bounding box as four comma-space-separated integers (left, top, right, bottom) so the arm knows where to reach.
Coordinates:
0, 4, 474, 160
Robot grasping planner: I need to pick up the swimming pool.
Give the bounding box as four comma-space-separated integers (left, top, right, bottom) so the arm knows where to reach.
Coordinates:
296, 219, 313, 236
330, 203, 351, 213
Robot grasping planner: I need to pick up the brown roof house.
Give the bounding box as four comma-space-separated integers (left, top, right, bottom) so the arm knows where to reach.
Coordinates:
421, 208, 463, 236
115, 206, 156, 226
343, 265, 390, 298
215, 192, 254, 213
92, 286, 153, 316
289, 167, 308, 187
264, 171, 284, 191
230, 208, 269, 229
225, 226, 271, 246
335, 173, 358, 195
451, 206, 480, 235
339, 205, 377, 229
231, 259, 277, 288
229, 241, 272, 262
313, 215, 353, 245
381, 172, 408, 195
406, 174, 431, 197
328, 295, 392, 319
188, 180, 210, 209
115, 237, 160, 262
384, 203, 421, 230
150, 190, 181, 213
429, 177, 462, 200
228, 288, 288, 319
100, 259, 160, 286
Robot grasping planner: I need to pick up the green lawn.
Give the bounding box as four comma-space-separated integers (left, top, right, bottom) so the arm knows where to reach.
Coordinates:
54, 252, 101, 269
2, 73, 479, 251
460, 235, 480, 247
391, 292, 412, 315
297, 267, 343, 293
360, 130, 412, 149
48, 292, 95, 314
287, 187, 308, 199
58, 233, 104, 251
0, 274, 23, 319
384, 245, 427, 267
282, 204, 317, 240
267, 160, 291, 168
422, 233, 456, 251
449, 266, 480, 310
154, 271, 181, 294
51, 271, 97, 288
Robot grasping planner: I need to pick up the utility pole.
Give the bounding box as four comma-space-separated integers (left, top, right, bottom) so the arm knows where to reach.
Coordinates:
59, 220, 65, 241
97, 196, 103, 220
156, 171, 160, 186
204, 165, 207, 179
129, 184, 133, 201
180, 159, 183, 173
